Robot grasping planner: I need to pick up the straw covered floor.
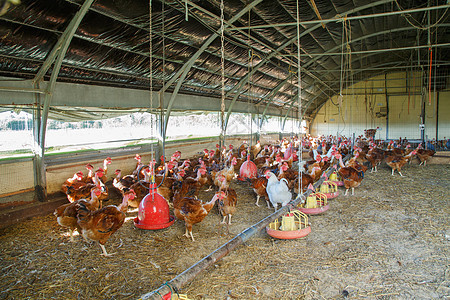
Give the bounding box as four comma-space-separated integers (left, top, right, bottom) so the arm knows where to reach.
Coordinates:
0, 164, 449, 299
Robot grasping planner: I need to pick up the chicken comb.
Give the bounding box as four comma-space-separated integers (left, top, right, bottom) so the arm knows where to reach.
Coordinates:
217, 191, 226, 199
93, 187, 102, 197
127, 189, 136, 199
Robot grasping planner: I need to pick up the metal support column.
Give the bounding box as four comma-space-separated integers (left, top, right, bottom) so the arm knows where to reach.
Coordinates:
436, 91, 439, 140
32, 88, 45, 201
385, 73, 389, 140
31, 0, 94, 201
157, 107, 165, 164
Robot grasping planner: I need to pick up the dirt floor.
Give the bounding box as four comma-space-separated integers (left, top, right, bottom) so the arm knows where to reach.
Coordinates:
0, 163, 449, 300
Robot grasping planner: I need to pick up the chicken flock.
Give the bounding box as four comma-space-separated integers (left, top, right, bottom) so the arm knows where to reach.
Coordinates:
56, 136, 436, 256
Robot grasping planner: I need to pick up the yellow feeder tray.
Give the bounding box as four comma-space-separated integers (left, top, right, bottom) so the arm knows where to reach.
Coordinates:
329, 171, 344, 186
318, 180, 339, 199
266, 210, 311, 239
298, 192, 329, 215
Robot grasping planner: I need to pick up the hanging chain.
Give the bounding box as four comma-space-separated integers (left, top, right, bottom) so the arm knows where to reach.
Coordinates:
149, 0, 156, 191
296, 0, 303, 200
247, 7, 252, 152
220, 0, 225, 166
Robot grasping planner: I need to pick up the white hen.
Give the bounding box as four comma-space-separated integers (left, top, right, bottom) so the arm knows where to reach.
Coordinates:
265, 171, 292, 211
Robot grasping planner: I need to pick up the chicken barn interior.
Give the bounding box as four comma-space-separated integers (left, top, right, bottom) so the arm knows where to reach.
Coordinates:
0, 0, 449, 299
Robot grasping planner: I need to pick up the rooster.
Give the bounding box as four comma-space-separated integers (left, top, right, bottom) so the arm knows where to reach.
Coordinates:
99, 157, 112, 183
293, 173, 314, 194
247, 176, 270, 207
76, 189, 136, 256
277, 162, 298, 189
385, 150, 417, 176
217, 187, 238, 225
82, 164, 94, 183
132, 154, 144, 179
173, 192, 224, 241
127, 168, 151, 208
61, 171, 84, 194
65, 169, 106, 203
335, 153, 365, 196
250, 140, 262, 159
54, 187, 102, 242
112, 169, 136, 196
180, 167, 208, 198
366, 146, 384, 172
415, 144, 436, 166
265, 171, 292, 211
213, 157, 237, 188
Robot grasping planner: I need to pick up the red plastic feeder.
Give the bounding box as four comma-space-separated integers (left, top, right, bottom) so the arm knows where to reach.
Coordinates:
266, 210, 311, 239
321, 191, 339, 199
134, 184, 175, 230
284, 146, 292, 160
298, 205, 330, 215
238, 155, 257, 181
318, 181, 339, 199
298, 193, 330, 215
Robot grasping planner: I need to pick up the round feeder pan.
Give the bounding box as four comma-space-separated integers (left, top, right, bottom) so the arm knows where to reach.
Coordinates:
134, 215, 175, 230
321, 191, 339, 199
266, 225, 311, 240
298, 204, 330, 215
332, 180, 344, 186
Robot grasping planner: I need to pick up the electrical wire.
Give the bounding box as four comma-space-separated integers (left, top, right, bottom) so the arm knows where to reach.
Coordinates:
394, 0, 449, 31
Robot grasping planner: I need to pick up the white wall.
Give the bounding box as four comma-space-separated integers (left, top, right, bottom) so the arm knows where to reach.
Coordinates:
310, 71, 449, 140
438, 91, 450, 140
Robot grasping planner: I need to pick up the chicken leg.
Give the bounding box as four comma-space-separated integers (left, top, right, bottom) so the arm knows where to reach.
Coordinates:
255, 195, 261, 207
184, 226, 195, 241
221, 214, 232, 225
99, 243, 116, 257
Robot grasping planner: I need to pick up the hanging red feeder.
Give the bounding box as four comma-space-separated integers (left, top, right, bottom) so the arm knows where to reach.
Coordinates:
284, 145, 293, 160
238, 155, 257, 180
134, 183, 175, 230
